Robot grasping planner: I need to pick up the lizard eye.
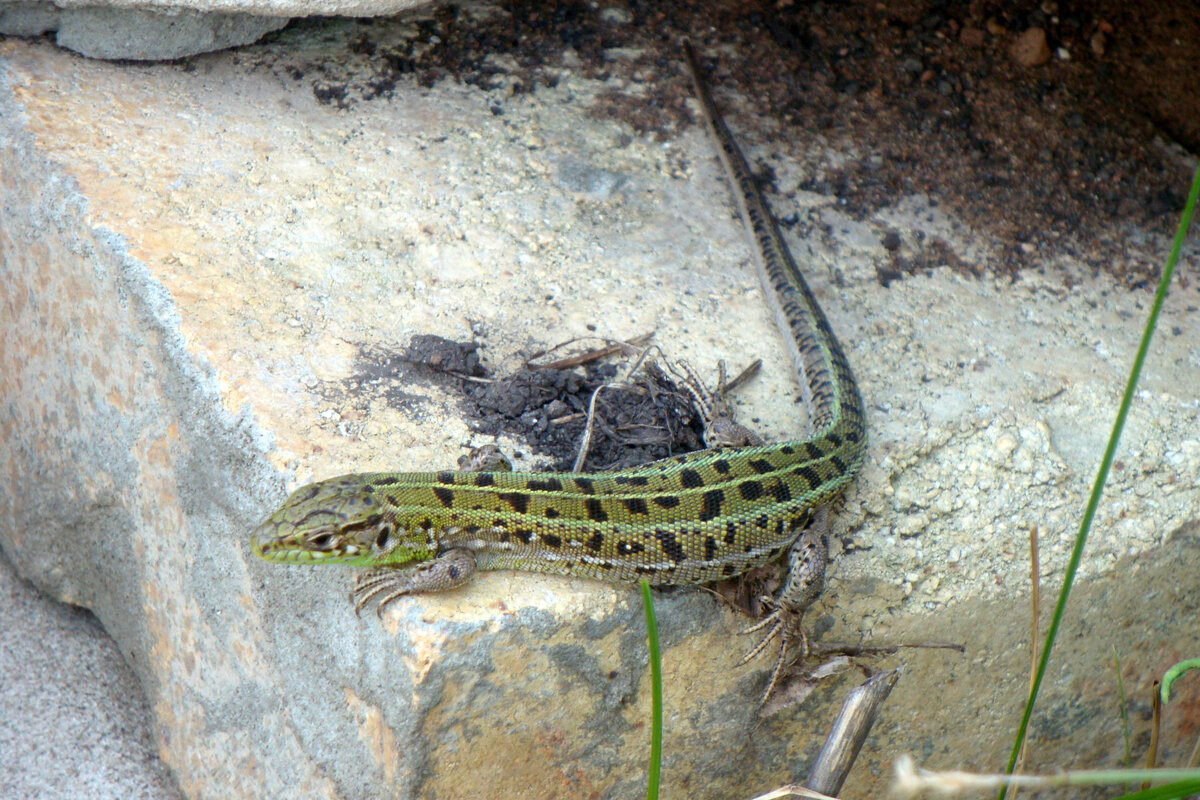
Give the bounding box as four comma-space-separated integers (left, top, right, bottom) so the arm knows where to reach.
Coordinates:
307, 532, 339, 551
375, 525, 394, 550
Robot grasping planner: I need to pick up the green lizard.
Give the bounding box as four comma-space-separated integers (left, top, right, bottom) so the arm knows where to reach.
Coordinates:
251, 42, 867, 695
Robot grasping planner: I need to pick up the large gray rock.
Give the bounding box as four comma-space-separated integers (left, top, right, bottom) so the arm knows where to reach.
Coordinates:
0, 0, 427, 59
0, 29, 830, 799
0, 3, 289, 60
2, 19, 1199, 800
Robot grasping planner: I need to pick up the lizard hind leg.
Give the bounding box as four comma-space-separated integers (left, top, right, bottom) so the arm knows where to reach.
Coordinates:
674, 358, 766, 449
739, 508, 829, 703
739, 606, 809, 706
456, 443, 514, 472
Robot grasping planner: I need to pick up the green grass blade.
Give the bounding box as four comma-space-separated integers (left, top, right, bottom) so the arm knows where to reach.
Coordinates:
641, 579, 663, 800
998, 161, 1200, 799
1161, 658, 1200, 704
1111, 777, 1200, 800
1113, 647, 1132, 786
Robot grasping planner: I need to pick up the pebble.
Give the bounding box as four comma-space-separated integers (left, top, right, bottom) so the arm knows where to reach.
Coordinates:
1010, 28, 1051, 67
960, 26, 986, 47
994, 431, 1019, 459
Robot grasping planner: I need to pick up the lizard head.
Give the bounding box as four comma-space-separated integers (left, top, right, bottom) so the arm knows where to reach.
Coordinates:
250, 475, 433, 567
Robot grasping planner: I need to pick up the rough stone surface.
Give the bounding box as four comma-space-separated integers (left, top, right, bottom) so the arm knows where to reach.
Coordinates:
10, 0, 427, 12
0, 558, 185, 800
0, 0, 429, 60
0, 2, 295, 59
0, 1, 57, 35
2, 11, 1200, 800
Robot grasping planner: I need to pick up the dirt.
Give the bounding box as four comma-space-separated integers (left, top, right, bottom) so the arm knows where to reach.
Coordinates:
333, 333, 712, 471
231, 0, 1197, 290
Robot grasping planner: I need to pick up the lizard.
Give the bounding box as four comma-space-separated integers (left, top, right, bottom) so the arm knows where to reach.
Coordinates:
250, 41, 867, 698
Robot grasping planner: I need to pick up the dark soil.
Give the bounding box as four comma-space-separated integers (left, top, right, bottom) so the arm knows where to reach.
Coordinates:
237, 0, 1198, 290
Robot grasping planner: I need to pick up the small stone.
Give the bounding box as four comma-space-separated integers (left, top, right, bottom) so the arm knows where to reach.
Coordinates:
1010, 28, 1051, 67
994, 431, 1019, 459
599, 7, 632, 25
960, 26, 986, 47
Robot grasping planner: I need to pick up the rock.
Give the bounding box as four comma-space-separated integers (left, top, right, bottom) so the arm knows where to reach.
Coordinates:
0, 32, 830, 799
4, 20, 1199, 800
0, 0, 430, 60
1010, 27, 1051, 67
2, 3, 289, 60
959, 25, 985, 47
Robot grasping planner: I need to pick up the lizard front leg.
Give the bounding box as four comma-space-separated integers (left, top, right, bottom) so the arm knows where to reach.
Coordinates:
675, 358, 766, 449
351, 443, 507, 615
353, 548, 477, 615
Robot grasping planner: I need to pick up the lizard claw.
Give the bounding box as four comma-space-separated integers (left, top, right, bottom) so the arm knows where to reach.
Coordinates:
740, 604, 809, 704
350, 549, 477, 617
351, 568, 404, 616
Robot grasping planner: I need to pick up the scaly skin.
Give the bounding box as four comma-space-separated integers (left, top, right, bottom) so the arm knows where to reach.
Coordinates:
251, 44, 866, 686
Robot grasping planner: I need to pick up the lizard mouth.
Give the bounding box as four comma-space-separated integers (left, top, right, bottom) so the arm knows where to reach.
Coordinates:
249, 530, 304, 562
250, 524, 364, 563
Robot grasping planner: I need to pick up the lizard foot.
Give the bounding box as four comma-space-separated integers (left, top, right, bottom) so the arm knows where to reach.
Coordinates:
456, 443, 513, 473
352, 569, 412, 616
673, 358, 766, 449
351, 549, 477, 616
739, 604, 810, 705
